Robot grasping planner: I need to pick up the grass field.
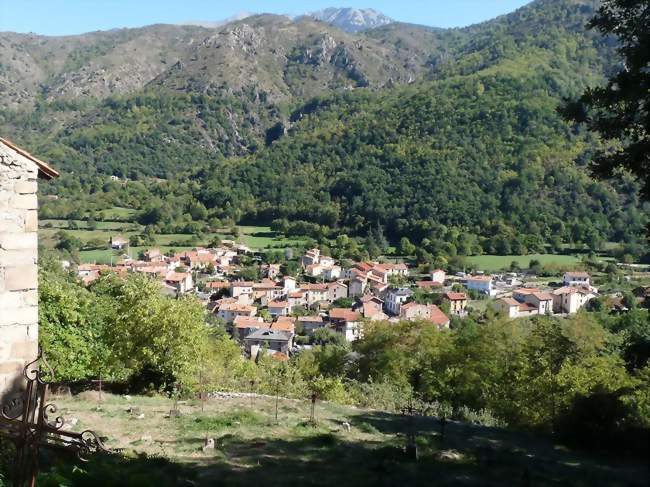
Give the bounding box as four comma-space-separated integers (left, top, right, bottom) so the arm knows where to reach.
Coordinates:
466, 254, 582, 272
98, 207, 137, 220
39, 221, 309, 255
31, 392, 645, 487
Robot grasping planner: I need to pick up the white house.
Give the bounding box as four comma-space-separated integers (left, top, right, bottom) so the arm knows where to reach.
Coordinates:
430, 269, 446, 284
466, 275, 493, 295
217, 303, 257, 324
329, 308, 362, 342
384, 288, 412, 316
268, 301, 291, 318
553, 287, 595, 314
563, 272, 590, 288
231, 281, 254, 298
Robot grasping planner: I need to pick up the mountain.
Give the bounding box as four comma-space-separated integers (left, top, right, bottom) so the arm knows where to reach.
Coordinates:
2, 0, 648, 252
308, 7, 394, 32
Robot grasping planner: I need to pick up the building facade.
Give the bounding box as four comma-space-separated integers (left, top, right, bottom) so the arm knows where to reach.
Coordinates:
0, 138, 58, 396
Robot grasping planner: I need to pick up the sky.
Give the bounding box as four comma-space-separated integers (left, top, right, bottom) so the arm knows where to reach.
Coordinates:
0, 0, 532, 36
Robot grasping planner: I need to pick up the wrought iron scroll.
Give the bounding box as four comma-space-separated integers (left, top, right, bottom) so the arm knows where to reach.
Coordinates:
0, 351, 108, 487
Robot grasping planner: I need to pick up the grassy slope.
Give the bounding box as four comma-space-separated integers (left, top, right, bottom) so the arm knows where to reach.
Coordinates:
466, 253, 581, 272
41, 393, 645, 487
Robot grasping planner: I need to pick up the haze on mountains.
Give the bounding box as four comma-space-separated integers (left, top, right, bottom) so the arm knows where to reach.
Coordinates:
0, 0, 647, 248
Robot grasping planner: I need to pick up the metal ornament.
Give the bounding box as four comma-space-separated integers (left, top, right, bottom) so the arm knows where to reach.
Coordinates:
0, 351, 107, 487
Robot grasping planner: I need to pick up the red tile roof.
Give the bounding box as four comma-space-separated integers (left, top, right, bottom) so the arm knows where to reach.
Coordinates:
205, 281, 230, 289
416, 280, 443, 288
445, 292, 467, 301
329, 308, 361, 322
427, 305, 450, 326
233, 316, 265, 329
271, 317, 296, 332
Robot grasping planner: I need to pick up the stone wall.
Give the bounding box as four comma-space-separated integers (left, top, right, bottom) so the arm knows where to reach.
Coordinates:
0, 143, 39, 397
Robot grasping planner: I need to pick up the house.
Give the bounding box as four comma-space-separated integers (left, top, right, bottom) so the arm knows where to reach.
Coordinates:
329, 308, 363, 342
110, 235, 128, 250
181, 250, 216, 270
400, 302, 429, 320
264, 263, 281, 279
283, 276, 297, 293
327, 281, 348, 302
205, 281, 230, 291
370, 263, 409, 284
231, 281, 254, 298
415, 280, 443, 291
431, 269, 446, 284
494, 296, 540, 319
301, 248, 320, 268
493, 298, 521, 319
217, 302, 257, 324
427, 305, 451, 329
302, 283, 329, 306
512, 288, 541, 302
523, 292, 554, 315
444, 292, 468, 316
164, 271, 193, 294
399, 302, 450, 329
143, 248, 163, 262
288, 290, 307, 308
563, 272, 590, 288
233, 315, 267, 341
253, 281, 284, 304
384, 288, 412, 316
553, 287, 595, 314
268, 301, 291, 318
0, 137, 58, 395
297, 316, 325, 335
466, 275, 493, 295
353, 295, 386, 320
512, 288, 553, 315
271, 316, 296, 334
305, 263, 325, 278
322, 265, 342, 281
349, 272, 368, 297
245, 329, 294, 360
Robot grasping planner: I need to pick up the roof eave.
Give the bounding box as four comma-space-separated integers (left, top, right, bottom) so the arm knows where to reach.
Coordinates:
0, 137, 59, 179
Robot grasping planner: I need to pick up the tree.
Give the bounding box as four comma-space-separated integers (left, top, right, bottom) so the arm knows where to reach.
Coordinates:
92, 273, 211, 386
86, 217, 97, 230
54, 230, 82, 253
398, 237, 416, 256
561, 0, 650, 199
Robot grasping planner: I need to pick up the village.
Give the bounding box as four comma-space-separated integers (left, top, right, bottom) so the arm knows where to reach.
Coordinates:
74, 240, 610, 362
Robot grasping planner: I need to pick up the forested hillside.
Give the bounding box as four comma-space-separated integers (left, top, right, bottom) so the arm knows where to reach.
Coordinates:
1, 0, 648, 252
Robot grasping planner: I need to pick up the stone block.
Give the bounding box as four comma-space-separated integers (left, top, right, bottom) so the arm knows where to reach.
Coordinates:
11, 194, 37, 210
0, 211, 23, 232
0, 291, 25, 309
0, 325, 32, 343
14, 180, 37, 194
0, 248, 37, 266
10, 340, 38, 361
0, 233, 37, 250
0, 306, 38, 325
24, 210, 38, 232
4, 265, 37, 291
0, 360, 23, 375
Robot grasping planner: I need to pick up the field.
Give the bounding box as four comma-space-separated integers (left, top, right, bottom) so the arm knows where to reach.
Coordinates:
466, 253, 582, 272
28, 392, 645, 487
39, 219, 309, 259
